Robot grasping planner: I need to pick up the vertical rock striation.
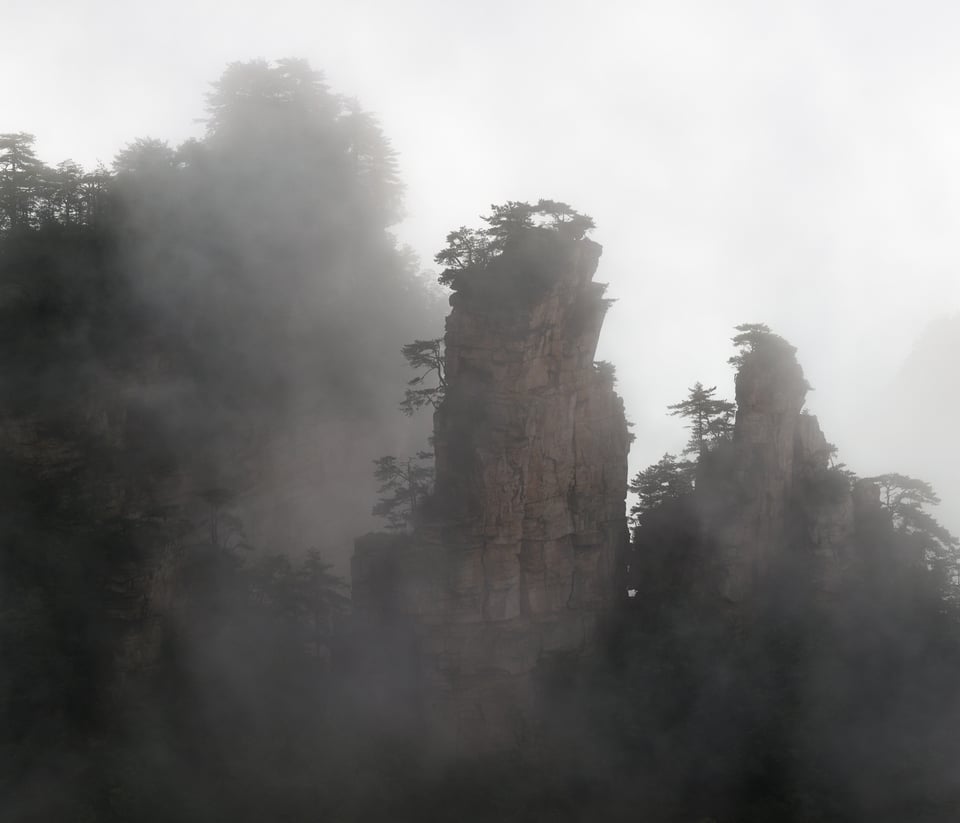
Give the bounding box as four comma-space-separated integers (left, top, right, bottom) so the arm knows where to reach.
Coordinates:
698, 338, 854, 601
352, 234, 630, 749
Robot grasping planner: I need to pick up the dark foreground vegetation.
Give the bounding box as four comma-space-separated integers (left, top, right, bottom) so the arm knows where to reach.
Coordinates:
3, 58, 960, 822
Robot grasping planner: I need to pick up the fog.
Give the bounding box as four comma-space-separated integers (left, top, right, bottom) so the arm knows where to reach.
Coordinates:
6, 0, 958, 534
4, 3, 960, 821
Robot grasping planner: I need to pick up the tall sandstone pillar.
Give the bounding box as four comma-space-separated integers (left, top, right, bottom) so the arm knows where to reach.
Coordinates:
352, 234, 629, 750
696, 337, 854, 601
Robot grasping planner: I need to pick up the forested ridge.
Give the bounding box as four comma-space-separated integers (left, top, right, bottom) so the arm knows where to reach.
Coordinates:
0, 58, 442, 820
3, 58, 960, 823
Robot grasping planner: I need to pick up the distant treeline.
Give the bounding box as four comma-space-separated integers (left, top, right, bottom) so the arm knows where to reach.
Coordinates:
0, 58, 442, 821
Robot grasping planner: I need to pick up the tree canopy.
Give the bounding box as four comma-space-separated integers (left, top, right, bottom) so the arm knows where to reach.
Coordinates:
372, 452, 434, 529
629, 452, 695, 522
728, 322, 798, 368
865, 473, 960, 573
435, 198, 595, 287
399, 338, 446, 415
0, 59, 444, 816
0, 132, 108, 231
667, 381, 736, 457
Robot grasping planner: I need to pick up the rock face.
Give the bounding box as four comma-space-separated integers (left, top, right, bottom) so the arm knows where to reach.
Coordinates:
352, 235, 630, 750
699, 341, 855, 600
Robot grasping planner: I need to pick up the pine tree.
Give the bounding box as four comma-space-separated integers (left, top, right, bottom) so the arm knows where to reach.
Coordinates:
372, 452, 434, 529
399, 338, 446, 415
0, 132, 45, 230
482, 200, 536, 249
434, 200, 596, 288
667, 382, 736, 457
865, 473, 960, 572
629, 453, 695, 521
728, 322, 797, 368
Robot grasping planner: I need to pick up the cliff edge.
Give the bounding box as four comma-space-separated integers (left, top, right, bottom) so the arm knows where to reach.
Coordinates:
353, 231, 630, 749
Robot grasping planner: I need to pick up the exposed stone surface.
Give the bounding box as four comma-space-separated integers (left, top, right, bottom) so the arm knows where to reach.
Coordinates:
793, 413, 856, 595
699, 342, 855, 600
352, 235, 630, 750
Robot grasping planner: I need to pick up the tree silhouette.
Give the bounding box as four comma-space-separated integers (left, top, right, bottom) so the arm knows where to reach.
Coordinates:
45, 160, 85, 224
865, 473, 960, 573
629, 453, 695, 522
434, 199, 596, 288
667, 382, 736, 457
372, 452, 434, 529
534, 198, 596, 238
0, 132, 44, 230
399, 338, 446, 415
483, 200, 536, 249
435, 227, 494, 286
728, 322, 797, 369
113, 137, 177, 176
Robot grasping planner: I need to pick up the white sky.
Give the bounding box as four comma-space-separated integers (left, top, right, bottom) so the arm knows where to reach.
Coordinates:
5, 0, 960, 526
